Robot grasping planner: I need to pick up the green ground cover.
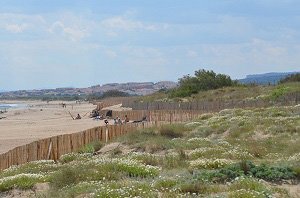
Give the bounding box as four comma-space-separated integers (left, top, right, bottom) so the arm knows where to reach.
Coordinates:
0, 105, 299, 197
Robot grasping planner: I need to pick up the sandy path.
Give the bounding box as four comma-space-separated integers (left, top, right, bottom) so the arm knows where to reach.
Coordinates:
0, 100, 113, 154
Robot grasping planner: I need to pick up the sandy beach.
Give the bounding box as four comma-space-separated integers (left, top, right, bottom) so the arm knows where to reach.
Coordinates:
0, 100, 112, 154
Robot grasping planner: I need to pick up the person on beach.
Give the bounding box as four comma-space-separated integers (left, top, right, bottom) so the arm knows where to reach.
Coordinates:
118, 117, 122, 125
124, 115, 129, 123
75, 114, 81, 119
104, 119, 109, 125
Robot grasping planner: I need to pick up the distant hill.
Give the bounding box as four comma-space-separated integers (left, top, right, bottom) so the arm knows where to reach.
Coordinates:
238, 72, 299, 85
0, 81, 177, 99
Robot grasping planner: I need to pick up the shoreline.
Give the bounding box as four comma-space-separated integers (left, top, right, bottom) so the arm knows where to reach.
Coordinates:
0, 100, 111, 154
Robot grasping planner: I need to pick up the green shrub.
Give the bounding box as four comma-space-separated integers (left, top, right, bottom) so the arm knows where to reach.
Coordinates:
229, 177, 271, 197
59, 153, 92, 164
59, 153, 78, 164
229, 189, 267, 198
116, 161, 160, 178
193, 161, 296, 183
169, 69, 236, 98
251, 163, 295, 182
94, 181, 156, 197
214, 161, 295, 182
78, 144, 95, 154
279, 73, 300, 84
292, 166, 300, 179
179, 181, 208, 194
269, 85, 289, 100
159, 124, 187, 138
0, 161, 58, 179
190, 158, 233, 169
154, 179, 178, 191
164, 153, 187, 169
77, 141, 104, 154
50, 167, 79, 189
0, 173, 45, 192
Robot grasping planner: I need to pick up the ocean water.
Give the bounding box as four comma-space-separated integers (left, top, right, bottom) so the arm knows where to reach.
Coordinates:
0, 103, 27, 110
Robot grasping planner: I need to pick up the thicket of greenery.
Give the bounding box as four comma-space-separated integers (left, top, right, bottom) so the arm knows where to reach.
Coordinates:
169, 69, 237, 98
279, 73, 300, 84
86, 90, 131, 101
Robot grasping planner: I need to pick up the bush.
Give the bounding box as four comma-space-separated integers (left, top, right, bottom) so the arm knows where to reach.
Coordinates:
78, 144, 95, 154
179, 181, 209, 194
59, 153, 92, 164
94, 181, 156, 197
193, 161, 296, 183
50, 167, 79, 189
229, 177, 271, 197
159, 124, 187, 138
251, 163, 295, 182
279, 73, 300, 84
169, 69, 236, 97
214, 161, 295, 182
269, 85, 289, 100
154, 179, 178, 191
190, 158, 233, 169
292, 166, 300, 180
77, 141, 104, 154
0, 173, 45, 192
0, 160, 58, 178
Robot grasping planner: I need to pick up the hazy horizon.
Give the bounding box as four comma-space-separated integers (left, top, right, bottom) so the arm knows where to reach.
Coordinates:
1, 0, 300, 90
1, 70, 299, 92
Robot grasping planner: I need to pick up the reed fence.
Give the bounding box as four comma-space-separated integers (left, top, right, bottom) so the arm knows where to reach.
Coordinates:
0, 110, 203, 171
99, 110, 203, 123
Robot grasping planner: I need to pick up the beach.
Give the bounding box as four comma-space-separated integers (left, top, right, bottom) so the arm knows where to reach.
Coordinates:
0, 100, 111, 154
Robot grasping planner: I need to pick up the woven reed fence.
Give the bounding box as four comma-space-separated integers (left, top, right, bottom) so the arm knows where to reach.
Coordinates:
0, 110, 203, 171
0, 122, 155, 171
98, 110, 203, 123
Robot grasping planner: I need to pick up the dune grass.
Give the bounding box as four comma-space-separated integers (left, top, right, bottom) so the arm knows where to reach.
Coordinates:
0, 105, 299, 197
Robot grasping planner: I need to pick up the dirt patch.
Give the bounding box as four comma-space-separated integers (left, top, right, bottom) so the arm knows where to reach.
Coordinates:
0, 189, 33, 198
280, 184, 300, 198
95, 142, 134, 155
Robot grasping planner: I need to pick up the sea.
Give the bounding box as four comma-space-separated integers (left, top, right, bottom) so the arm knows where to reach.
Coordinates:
0, 103, 27, 111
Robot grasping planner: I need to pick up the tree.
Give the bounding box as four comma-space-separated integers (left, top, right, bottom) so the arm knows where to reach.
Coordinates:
170, 69, 236, 98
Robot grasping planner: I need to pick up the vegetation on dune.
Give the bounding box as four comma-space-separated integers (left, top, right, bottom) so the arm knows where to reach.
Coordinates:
135, 72, 299, 105
0, 105, 299, 197
86, 90, 132, 101
279, 73, 300, 84
169, 69, 237, 98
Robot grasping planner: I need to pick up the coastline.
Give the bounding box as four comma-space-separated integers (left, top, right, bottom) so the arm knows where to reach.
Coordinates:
0, 100, 110, 154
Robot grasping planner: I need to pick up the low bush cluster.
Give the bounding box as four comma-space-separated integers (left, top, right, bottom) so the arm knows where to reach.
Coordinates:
194, 161, 296, 183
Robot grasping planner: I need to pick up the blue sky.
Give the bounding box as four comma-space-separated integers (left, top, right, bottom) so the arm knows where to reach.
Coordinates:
0, 0, 299, 90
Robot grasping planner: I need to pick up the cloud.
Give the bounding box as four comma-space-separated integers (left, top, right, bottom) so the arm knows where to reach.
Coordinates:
101, 16, 157, 32
5, 23, 28, 33
49, 21, 89, 41
0, 13, 46, 34
49, 21, 88, 41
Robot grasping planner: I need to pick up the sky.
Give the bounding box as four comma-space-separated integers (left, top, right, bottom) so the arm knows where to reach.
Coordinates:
0, 0, 299, 91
